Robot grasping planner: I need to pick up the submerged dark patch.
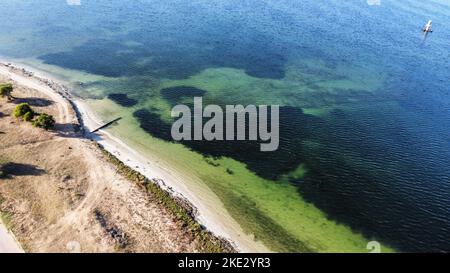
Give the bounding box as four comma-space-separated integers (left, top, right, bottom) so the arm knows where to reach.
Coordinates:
160, 86, 206, 105
133, 109, 174, 141
107, 93, 138, 107
39, 32, 288, 80
133, 106, 318, 180
39, 40, 152, 77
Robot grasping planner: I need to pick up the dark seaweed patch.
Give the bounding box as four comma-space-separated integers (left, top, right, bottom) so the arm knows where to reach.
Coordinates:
133, 109, 174, 141
40, 40, 152, 77
39, 32, 288, 80
133, 106, 318, 180
108, 93, 138, 107
160, 86, 206, 105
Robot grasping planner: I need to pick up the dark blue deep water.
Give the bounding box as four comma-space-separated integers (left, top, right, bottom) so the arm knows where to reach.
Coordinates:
0, 0, 449, 252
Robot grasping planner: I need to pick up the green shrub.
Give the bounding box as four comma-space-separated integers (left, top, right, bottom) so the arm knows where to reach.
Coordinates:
23, 111, 34, 122
32, 113, 55, 130
13, 103, 33, 118
0, 83, 13, 100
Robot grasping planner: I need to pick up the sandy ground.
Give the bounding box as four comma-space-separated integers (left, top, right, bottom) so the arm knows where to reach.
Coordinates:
0, 70, 227, 253
0, 62, 269, 253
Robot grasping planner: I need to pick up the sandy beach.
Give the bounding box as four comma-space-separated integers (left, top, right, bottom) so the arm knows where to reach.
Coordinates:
0, 62, 269, 253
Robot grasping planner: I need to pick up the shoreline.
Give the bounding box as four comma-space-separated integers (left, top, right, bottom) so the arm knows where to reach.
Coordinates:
0, 61, 269, 253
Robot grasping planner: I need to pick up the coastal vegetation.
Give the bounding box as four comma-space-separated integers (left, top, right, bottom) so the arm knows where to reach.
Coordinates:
32, 113, 55, 130
12, 103, 55, 130
0, 83, 13, 100
0, 191, 12, 230
0, 210, 13, 231
23, 111, 33, 122
13, 103, 33, 119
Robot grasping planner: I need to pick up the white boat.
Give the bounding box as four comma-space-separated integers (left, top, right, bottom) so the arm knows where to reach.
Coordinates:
423, 20, 433, 33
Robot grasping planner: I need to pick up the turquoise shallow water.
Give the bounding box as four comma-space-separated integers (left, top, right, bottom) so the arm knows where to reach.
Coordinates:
1, 0, 449, 252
